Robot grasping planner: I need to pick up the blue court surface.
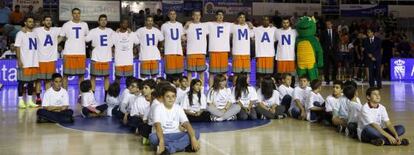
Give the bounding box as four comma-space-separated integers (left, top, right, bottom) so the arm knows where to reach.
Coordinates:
60, 116, 271, 134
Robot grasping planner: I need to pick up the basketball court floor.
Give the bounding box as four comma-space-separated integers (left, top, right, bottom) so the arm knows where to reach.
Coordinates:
0, 81, 413, 155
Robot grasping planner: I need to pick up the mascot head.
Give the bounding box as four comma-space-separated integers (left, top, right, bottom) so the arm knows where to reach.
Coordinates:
296, 16, 317, 37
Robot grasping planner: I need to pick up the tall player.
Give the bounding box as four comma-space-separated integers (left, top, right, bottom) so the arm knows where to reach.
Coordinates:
136, 16, 164, 79
59, 8, 89, 89
252, 16, 277, 85
184, 10, 209, 84
206, 10, 232, 87
85, 14, 114, 97
15, 17, 40, 108
275, 17, 297, 87
112, 19, 139, 83
161, 10, 184, 80
33, 15, 62, 104
231, 12, 254, 80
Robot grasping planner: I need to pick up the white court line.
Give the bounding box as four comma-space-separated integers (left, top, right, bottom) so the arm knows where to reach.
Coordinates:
199, 138, 230, 155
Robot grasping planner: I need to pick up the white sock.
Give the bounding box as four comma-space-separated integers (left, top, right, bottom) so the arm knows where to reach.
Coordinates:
27, 95, 32, 103
18, 96, 23, 101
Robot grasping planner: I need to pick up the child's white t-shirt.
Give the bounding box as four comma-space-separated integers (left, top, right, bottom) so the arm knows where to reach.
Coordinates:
231, 86, 258, 108
153, 104, 189, 134
347, 99, 363, 123
144, 99, 163, 125
42, 87, 69, 107
180, 92, 207, 113
119, 91, 135, 114
81, 91, 99, 107
289, 86, 311, 112
175, 87, 190, 106
357, 103, 389, 140
256, 88, 280, 107
278, 84, 294, 100
106, 95, 119, 116
129, 95, 150, 117
325, 95, 341, 113
207, 88, 235, 109
305, 91, 325, 121
337, 97, 361, 119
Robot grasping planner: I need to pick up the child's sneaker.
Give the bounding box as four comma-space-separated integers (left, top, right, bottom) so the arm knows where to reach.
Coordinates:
18, 100, 26, 109
80, 110, 87, 118
26, 100, 39, 108
226, 115, 236, 121
36, 98, 42, 105
337, 125, 345, 133
401, 138, 410, 146
142, 137, 150, 145
370, 139, 385, 146
216, 117, 224, 122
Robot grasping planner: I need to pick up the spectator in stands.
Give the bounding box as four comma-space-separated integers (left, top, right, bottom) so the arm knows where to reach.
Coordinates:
25, 5, 35, 19
396, 34, 412, 58
272, 10, 282, 28
34, 7, 46, 22
9, 5, 24, 25
0, 1, 11, 27
133, 10, 145, 28
384, 13, 397, 35
0, 43, 16, 59
338, 20, 349, 34
320, 20, 340, 85
145, 8, 151, 16
154, 9, 165, 28
381, 34, 395, 80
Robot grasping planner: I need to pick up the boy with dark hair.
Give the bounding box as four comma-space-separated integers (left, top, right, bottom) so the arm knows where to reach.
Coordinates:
358, 87, 409, 146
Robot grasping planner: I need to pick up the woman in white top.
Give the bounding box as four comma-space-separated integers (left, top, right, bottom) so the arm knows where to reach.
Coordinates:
233, 74, 258, 120
256, 76, 287, 119
207, 74, 241, 121
180, 79, 210, 122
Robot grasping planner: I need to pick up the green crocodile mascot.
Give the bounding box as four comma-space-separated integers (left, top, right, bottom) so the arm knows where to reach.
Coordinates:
295, 16, 323, 81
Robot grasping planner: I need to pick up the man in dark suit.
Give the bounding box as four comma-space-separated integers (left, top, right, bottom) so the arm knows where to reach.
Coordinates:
363, 29, 383, 88
320, 20, 340, 85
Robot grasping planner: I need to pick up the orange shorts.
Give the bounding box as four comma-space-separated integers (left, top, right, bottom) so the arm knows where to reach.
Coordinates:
38, 61, 56, 80
186, 54, 206, 72
90, 61, 110, 76
277, 61, 296, 73
164, 55, 184, 74
18, 67, 39, 82
63, 55, 86, 75
256, 57, 274, 74
232, 55, 251, 73
140, 60, 159, 76
115, 65, 133, 77
209, 52, 228, 73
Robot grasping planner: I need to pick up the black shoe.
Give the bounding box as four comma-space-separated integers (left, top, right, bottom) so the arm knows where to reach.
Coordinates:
370, 139, 385, 146
160, 150, 170, 155
37, 116, 50, 123
401, 138, 410, 146
325, 81, 330, 85
185, 145, 195, 152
